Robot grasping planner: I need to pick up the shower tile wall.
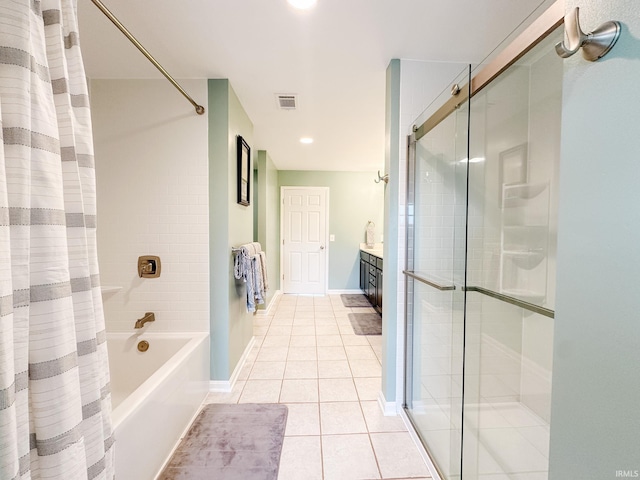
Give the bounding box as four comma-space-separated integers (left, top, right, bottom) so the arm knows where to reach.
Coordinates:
91, 79, 210, 332
461, 34, 561, 479
394, 60, 472, 404
405, 30, 562, 479
465, 46, 560, 422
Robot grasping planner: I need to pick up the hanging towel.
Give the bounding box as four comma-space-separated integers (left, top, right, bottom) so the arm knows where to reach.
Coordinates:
366, 221, 375, 248
233, 247, 247, 280
252, 254, 265, 306
252, 243, 268, 296
251, 242, 262, 254
234, 246, 256, 311
259, 251, 269, 291
233, 243, 266, 312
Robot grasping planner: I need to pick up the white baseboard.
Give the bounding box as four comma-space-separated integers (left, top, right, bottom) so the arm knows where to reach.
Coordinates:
327, 289, 364, 294
482, 332, 551, 383
209, 336, 256, 393
377, 390, 398, 416
256, 290, 282, 316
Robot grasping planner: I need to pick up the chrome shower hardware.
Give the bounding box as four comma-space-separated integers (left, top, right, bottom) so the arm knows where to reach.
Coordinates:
555, 7, 620, 62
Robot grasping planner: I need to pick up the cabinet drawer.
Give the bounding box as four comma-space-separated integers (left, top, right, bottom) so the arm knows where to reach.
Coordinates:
376, 257, 383, 269
369, 265, 376, 274
360, 251, 370, 263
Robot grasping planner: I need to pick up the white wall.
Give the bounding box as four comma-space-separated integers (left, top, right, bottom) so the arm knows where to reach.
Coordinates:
91, 79, 209, 332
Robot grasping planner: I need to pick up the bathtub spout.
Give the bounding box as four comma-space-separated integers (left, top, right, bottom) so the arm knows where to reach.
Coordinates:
135, 312, 155, 328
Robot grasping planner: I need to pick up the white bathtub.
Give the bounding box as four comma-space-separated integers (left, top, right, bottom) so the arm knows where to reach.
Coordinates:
107, 332, 210, 480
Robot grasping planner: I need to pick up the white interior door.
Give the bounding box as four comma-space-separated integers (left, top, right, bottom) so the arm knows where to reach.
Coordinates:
281, 187, 328, 294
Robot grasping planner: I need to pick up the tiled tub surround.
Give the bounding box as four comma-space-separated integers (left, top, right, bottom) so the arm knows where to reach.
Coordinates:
207, 294, 431, 480
92, 79, 210, 333
107, 332, 210, 480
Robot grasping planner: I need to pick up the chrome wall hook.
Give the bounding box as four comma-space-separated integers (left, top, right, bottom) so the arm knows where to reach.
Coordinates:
555, 7, 620, 62
375, 170, 389, 184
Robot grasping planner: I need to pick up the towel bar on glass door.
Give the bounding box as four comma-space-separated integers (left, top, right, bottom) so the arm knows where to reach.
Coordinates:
403, 270, 456, 291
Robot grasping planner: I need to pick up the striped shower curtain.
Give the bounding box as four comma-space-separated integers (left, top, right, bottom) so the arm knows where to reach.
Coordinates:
0, 1, 114, 479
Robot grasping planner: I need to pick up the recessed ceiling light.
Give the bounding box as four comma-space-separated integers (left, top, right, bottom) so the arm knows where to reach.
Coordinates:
300, 137, 314, 144
288, 0, 317, 10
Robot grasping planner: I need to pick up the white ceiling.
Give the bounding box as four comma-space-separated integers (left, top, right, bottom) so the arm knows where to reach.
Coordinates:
78, 0, 551, 171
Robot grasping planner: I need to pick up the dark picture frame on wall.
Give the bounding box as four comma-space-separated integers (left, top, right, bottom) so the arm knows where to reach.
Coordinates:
237, 135, 251, 206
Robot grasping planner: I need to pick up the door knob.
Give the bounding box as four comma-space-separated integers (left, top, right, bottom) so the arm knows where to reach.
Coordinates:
320, 245, 325, 250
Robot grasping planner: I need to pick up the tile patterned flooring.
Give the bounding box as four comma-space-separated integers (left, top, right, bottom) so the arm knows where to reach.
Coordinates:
205, 294, 431, 480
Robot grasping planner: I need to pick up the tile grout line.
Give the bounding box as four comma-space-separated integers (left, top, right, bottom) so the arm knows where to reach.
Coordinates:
247, 295, 392, 479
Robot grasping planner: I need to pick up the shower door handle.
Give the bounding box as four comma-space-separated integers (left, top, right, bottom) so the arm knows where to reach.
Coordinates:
403, 270, 455, 291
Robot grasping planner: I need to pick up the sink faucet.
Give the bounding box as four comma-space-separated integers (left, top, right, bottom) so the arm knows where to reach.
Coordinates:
135, 312, 155, 329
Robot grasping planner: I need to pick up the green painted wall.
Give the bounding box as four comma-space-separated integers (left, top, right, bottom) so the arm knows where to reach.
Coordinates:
256, 150, 280, 307
381, 59, 401, 403
278, 170, 384, 290
253, 169, 259, 242
549, 2, 640, 478
208, 79, 254, 381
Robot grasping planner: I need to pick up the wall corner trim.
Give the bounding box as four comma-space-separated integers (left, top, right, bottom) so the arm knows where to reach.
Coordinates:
209, 336, 256, 392
377, 390, 398, 416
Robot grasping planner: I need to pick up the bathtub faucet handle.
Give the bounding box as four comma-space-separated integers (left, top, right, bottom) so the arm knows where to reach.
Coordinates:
135, 312, 155, 329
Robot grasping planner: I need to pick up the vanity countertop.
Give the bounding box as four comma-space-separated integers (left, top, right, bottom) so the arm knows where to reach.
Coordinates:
360, 243, 383, 259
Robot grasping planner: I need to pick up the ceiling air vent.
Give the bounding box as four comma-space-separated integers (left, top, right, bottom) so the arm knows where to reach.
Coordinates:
276, 94, 297, 110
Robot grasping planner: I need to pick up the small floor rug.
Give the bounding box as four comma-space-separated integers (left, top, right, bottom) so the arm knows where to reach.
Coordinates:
341, 293, 371, 308
159, 403, 288, 480
348, 312, 382, 335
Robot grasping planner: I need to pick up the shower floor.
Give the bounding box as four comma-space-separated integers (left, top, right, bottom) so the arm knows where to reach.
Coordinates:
408, 399, 549, 479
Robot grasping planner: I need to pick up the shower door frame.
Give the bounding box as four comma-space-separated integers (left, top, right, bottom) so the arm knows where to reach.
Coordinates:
412, 0, 564, 146
401, 1, 565, 479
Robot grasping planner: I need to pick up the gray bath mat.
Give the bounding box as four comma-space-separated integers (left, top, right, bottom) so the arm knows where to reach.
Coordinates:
341, 294, 371, 308
348, 312, 382, 335
159, 403, 288, 480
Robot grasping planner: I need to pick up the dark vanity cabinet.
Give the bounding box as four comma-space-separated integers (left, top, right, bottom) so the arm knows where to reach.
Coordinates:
359, 250, 382, 313
375, 257, 383, 310
360, 254, 368, 293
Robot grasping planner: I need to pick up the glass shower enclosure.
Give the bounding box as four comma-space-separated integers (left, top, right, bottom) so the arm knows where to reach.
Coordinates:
403, 17, 563, 480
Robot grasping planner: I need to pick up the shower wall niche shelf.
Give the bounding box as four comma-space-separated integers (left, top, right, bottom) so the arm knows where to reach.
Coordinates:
500, 181, 550, 304
502, 182, 548, 207
501, 249, 546, 269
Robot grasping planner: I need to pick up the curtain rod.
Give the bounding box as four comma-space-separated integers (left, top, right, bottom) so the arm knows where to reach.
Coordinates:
90, 0, 205, 115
